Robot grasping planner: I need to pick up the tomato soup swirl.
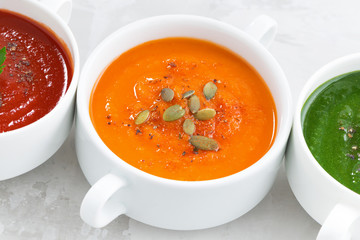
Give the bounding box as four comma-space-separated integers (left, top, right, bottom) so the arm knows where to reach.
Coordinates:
0, 10, 73, 132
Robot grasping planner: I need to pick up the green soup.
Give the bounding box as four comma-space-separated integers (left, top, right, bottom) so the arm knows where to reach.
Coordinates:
302, 71, 360, 194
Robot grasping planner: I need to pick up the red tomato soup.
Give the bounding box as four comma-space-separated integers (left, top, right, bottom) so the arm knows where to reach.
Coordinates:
90, 37, 277, 181
0, 10, 73, 132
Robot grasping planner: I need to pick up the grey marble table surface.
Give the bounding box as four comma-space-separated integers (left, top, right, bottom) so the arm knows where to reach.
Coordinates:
1, 0, 360, 239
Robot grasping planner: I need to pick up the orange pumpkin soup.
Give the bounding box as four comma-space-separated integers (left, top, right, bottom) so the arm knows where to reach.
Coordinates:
90, 37, 277, 181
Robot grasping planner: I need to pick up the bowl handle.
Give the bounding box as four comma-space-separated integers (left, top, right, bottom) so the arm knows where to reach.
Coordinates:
80, 173, 127, 228
244, 15, 277, 48
37, 0, 72, 23
317, 203, 360, 240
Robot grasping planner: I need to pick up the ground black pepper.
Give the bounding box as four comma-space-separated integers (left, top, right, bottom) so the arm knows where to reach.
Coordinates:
168, 62, 177, 68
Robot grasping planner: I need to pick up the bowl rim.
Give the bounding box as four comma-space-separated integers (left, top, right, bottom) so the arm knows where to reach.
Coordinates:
0, 0, 80, 137
293, 52, 360, 199
77, 14, 293, 187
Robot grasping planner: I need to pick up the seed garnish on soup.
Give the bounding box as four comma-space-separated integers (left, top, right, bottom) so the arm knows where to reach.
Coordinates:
90, 37, 277, 181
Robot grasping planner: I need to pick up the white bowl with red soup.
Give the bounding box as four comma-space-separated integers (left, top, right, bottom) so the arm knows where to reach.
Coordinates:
75, 15, 292, 230
0, 0, 79, 180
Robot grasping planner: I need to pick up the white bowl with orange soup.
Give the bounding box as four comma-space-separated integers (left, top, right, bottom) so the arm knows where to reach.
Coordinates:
75, 15, 292, 230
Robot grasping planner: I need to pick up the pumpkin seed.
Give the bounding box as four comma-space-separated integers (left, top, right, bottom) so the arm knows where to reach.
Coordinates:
182, 90, 195, 99
203, 81, 217, 100
183, 119, 195, 135
194, 108, 216, 120
161, 88, 174, 102
189, 135, 219, 151
135, 110, 150, 125
163, 104, 185, 121
188, 95, 200, 113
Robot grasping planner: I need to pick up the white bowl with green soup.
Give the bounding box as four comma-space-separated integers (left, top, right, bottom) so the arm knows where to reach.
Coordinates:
286, 53, 360, 240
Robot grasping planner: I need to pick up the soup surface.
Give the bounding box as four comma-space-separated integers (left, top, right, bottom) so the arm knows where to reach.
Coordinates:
0, 10, 73, 132
90, 37, 277, 181
303, 71, 360, 194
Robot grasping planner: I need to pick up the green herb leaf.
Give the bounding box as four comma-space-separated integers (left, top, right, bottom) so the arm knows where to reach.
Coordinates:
0, 47, 6, 74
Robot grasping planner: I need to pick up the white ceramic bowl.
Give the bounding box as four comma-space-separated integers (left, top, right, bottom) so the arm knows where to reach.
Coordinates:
75, 15, 292, 230
0, 0, 80, 180
286, 53, 360, 240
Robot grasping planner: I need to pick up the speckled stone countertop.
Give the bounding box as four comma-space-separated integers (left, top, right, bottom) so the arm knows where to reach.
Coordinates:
1, 0, 360, 239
